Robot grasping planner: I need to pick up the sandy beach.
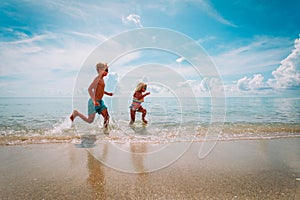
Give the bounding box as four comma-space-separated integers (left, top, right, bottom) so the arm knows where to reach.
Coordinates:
1, 138, 299, 199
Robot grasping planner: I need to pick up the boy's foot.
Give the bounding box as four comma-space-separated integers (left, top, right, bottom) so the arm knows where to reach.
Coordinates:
70, 110, 78, 122
104, 120, 109, 129
69, 114, 74, 122
129, 121, 134, 125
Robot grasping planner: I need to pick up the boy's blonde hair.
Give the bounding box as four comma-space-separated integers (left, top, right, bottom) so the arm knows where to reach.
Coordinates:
135, 82, 147, 92
96, 62, 108, 72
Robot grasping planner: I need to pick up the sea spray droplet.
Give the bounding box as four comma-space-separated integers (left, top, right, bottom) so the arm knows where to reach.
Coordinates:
51, 117, 73, 135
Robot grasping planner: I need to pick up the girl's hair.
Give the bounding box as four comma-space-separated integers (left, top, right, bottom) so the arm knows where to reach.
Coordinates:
135, 82, 147, 92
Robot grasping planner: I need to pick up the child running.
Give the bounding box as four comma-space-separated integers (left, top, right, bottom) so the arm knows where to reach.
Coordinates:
70, 62, 113, 128
129, 82, 150, 125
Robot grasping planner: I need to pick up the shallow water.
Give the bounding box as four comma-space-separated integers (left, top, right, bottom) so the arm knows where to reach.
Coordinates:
0, 97, 299, 145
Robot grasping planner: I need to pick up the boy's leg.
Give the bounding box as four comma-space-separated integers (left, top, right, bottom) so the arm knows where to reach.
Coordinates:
86, 113, 96, 123
100, 108, 110, 128
129, 109, 136, 124
71, 110, 96, 123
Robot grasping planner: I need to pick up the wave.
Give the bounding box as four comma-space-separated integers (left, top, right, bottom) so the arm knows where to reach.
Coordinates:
1, 119, 300, 145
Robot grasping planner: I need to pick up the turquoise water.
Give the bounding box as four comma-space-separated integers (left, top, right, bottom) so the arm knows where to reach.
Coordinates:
0, 97, 299, 144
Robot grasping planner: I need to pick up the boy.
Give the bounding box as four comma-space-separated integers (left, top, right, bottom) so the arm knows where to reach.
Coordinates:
70, 62, 113, 128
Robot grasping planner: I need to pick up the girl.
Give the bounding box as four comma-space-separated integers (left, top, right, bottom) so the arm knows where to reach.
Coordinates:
129, 82, 150, 125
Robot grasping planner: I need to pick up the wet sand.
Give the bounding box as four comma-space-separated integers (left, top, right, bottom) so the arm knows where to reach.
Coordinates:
0, 138, 299, 199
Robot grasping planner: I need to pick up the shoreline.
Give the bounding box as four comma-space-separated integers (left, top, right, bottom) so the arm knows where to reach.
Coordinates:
1, 138, 299, 199
1, 134, 300, 146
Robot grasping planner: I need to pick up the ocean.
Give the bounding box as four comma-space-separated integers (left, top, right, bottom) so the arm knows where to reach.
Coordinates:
0, 97, 299, 145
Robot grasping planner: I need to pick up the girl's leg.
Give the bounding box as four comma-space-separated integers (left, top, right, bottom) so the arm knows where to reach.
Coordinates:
138, 107, 147, 124
100, 108, 110, 128
142, 109, 147, 124
129, 109, 136, 125
71, 110, 96, 123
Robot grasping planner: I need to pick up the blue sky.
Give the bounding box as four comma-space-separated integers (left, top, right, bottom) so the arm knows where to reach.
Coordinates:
0, 0, 299, 97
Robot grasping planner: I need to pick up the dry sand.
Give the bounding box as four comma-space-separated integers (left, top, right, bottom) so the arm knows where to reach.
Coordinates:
0, 138, 300, 199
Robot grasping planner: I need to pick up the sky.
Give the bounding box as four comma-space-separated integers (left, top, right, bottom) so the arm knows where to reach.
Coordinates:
0, 0, 300, 97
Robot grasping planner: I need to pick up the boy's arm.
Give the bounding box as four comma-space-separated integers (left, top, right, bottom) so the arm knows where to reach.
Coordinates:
104, 91, 113, 96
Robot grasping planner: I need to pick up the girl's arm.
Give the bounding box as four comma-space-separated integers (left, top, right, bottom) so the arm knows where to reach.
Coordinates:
134, 91, 150, 100
141, 92, 150, 98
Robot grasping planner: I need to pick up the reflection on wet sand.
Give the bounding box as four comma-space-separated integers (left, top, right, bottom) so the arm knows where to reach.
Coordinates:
87, 143, 108, 199
259, 139, 300, 172
130, 142, 148, 174
86, 140, 150, 197
75, 134, 97, 148
129, 124, 151, 136
129, 125, 149, 174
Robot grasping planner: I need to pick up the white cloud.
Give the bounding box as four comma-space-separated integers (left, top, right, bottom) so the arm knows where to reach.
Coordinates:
66, 31, 108, 41
237, 74, 269, 91
269, 37, 300, 89
213, 36, 292, 75
237, 76, 251, 91
143, 0, 236, 27
178, 77, 225, 97
32, 0, 128, 22
199, 78, 209, 91
176, 56, 186, 63
194, 0, 236, 27
0, 31, 104, 97
122, 14, 143, 27
148, 84, 164, 94
237, 37, 300, 92
2, 33, 57, 45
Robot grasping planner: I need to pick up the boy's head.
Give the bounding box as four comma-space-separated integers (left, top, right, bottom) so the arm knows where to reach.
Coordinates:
96, 62, 109, 76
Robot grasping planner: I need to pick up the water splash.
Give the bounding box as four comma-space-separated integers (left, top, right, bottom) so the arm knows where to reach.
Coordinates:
48, 116, 73, 135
